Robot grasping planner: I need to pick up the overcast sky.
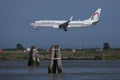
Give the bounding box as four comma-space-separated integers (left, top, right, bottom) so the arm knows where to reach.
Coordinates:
0, 0, 120, 49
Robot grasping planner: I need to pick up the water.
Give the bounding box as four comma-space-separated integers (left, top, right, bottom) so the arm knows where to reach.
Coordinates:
0, 60, 120, 80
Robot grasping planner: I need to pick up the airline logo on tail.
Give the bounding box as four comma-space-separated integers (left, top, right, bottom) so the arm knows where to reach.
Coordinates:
31, 8, 102, 31
91, 12, 99, 20
90, 8, 101, 21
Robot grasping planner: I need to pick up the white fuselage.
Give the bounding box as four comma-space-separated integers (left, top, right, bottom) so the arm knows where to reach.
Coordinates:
31, 19, 93, 28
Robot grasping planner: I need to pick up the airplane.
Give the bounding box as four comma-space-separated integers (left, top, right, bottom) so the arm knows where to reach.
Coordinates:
30, 8, 101, 31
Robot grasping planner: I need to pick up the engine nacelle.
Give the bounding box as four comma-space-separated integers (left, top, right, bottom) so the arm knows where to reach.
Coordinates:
53, 25, 59, 29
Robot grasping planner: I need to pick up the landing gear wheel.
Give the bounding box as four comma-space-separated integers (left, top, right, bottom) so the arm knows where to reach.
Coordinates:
64, 29, 67, 31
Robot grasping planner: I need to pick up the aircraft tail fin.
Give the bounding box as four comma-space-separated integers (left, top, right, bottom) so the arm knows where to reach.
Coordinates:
90, 8, 101, 21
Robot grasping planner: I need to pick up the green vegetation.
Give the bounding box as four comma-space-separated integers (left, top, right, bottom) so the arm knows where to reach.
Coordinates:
0, 49, 120, 60
0, 51, 28, 60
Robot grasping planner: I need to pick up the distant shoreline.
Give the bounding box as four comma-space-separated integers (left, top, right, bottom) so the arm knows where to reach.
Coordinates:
0, 50, 120, 60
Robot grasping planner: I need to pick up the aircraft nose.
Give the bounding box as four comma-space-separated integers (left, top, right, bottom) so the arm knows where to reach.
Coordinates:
30, 23, 33, 26
30, 22, 35, 26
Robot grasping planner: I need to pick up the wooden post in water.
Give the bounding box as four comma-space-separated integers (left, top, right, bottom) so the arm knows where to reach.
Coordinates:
28, 46, 40, 66
48, 45, 62, 74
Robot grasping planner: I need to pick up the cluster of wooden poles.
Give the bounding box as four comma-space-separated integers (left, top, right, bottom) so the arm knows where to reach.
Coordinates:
28, 45, 62, 74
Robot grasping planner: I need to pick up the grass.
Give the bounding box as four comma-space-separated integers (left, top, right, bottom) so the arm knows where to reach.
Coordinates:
0, 50, 120, 60
0, 51, 28, 60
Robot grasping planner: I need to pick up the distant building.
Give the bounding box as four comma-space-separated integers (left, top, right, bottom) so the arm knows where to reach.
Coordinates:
46, 49, 50, 52
72, 49, 76, 53
27, 48, 31, 52
0, 49, 3, 54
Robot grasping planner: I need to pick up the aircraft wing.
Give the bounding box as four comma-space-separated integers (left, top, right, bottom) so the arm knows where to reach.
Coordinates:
59, 21, 70, 31
59, 16, 73, 31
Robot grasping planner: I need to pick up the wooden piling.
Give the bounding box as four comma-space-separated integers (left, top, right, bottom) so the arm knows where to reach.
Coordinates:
28, 46, 40, 66
48, 45, 62, 74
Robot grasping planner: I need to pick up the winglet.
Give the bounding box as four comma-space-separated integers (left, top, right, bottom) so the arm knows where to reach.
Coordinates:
69, 16, 73, 21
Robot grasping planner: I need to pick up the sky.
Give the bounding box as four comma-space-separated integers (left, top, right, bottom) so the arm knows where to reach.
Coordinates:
0, 0, 120, 49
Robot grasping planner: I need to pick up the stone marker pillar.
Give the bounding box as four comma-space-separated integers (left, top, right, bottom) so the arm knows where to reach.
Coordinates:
48, 45, 62, 74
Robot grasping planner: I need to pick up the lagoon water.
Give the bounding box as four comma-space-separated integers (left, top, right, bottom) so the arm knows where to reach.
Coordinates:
0, 60, 120, 80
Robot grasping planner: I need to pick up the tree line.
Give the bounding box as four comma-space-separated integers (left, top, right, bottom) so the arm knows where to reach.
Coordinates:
16, 42, 111, 50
